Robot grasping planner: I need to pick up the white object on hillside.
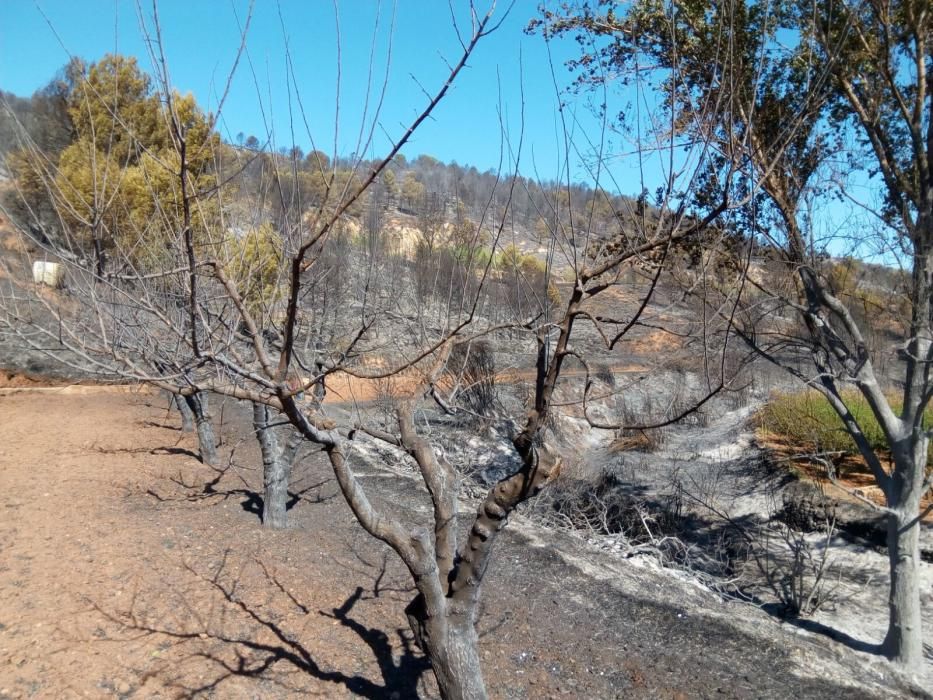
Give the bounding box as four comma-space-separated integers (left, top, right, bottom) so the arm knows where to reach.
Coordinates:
32, 261, 63, 288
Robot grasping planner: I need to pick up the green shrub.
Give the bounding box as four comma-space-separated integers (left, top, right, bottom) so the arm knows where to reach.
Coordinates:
758, 390, 933, 467
494, 245, 561, 305
453, 244, 493, 268
224, 222, 284, 317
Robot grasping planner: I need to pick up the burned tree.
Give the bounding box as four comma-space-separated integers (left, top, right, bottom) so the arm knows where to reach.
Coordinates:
539, 0, 933, 672
0, 2, 761, 698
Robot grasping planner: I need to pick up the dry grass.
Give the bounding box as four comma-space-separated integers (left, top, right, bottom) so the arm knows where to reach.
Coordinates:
757, 389, 932, 465
608, 432, 659, 453
756, 390, 933, 520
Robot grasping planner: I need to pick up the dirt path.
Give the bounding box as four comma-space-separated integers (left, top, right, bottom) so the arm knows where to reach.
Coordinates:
0, 389, 429, 699
0, 364, 647, 406
314, 363, 648, 405
0, 389, 917, 699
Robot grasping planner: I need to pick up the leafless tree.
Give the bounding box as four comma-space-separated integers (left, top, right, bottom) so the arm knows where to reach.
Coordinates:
537, 0, 931, 672
0, 2, 773, 697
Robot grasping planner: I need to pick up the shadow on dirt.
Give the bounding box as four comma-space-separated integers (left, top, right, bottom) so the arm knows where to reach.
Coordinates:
138, 420, 184, 432
757, 608, 881, 654
238, 486, 329, 521
321, 585, 431, 696
142, 456, 337, 527
149, 446, 201, 460
88, 550, 431, 698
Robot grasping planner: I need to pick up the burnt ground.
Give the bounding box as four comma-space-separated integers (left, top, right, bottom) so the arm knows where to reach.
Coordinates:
0, 387, 926, 699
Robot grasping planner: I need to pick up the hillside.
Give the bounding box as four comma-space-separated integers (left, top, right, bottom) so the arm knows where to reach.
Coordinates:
2, 26, 932, 698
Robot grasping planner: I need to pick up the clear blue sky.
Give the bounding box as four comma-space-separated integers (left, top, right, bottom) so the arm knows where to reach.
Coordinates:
0, 0, 647, 189
0, 1, 886, 258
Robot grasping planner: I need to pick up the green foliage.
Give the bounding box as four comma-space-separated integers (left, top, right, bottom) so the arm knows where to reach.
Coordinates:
495, 244, 561, 305
55, 139, 126, 239
400, 172, 425, 208
67, 54, 165, 166
169, 91, 220, 175
452, 243, 492, 268
496, 243, 524, 270
54, 135, 218, 268
289, 166, 364, 218
4, 148, 56, 224
224, 223, 284, 318
382, 168, 397, 197
24, 53, 224, 268
759, 390, 933, 467
531, 0, 833, 225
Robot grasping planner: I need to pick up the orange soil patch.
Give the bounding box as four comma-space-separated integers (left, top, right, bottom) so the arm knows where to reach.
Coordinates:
580, 284, 641, 308
321, 370, 423, 404
0, 371, 71, 389
0, 230, 30, 256
608, 432, 657, 453
318, 363, 648, 405
757, 429, 933, 523
0, 390, 441, 698
0, 355, 647, 405
622, 329, 686, 354
0, 388, 662, 700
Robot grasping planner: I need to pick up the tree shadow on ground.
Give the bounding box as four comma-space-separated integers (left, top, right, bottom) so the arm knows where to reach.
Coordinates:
238, 485, 331, 521
150, 446, 201, 460
756, 607, 881, 654
322, 549, 433, 696
89, 550, 430, 698
138, 419, 184, 432
321, 585, 430, 697
683, 512, 886, 658
143, 457, 336, 525
92, 443, 200, 461
676, 510, 886, 657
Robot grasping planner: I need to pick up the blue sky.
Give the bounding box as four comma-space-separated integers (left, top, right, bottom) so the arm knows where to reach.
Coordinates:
0, 1, 892, 261
0, 0, 646, 189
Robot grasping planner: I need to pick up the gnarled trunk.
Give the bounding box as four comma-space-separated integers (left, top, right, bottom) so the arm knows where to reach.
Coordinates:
184, 390, 217, 466
252, 401, 293, 529
406, 596, 487, 700
402, 444, 561, 700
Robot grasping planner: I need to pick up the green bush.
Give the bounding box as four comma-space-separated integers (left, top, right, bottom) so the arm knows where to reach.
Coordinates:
453, 244, 493, 268
758, 390, 933, 467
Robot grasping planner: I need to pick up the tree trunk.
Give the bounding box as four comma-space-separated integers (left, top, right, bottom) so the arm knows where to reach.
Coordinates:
252, 402, 291, 529
175, 394, 194, 432
881, 441, 926, 671
184, 390, 218, 466
428, 621, 486, 700
407, 596, 487, 700
399, 442, 560, 700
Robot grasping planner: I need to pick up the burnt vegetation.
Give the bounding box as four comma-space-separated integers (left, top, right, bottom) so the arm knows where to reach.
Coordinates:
0, 1, 930, 698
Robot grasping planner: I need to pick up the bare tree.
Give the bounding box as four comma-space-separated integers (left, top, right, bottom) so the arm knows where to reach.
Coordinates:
538, 0, 932, 672
0, 2, 765, 698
